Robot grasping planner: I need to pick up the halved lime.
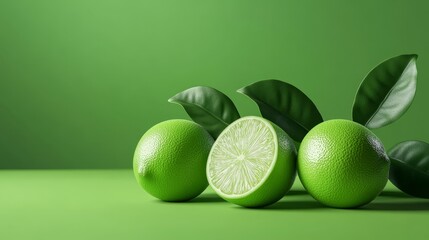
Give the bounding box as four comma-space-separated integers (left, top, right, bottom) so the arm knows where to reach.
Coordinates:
207, 116, 297, 207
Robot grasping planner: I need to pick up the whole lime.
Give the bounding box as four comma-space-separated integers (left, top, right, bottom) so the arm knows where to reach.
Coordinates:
207, 116, 297, 207
298, 119, 389, 208
133, 119, 214, 201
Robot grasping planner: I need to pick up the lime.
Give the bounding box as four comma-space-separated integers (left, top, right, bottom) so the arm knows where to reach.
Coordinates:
298, 119, 390, 208
133, 119, 214, 201
207, 116, 297, 207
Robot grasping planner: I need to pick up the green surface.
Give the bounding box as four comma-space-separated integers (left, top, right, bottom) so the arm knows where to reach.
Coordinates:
1, 0, 429, 168
1, 170, 428, 239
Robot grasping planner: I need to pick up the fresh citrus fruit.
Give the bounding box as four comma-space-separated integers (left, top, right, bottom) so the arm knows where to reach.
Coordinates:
298, 119, 390, 208
207, 116, 297, 207
133, 119, 214, 201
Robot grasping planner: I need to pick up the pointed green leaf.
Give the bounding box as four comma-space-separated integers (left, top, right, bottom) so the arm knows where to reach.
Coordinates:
352, 54, 418, 129
388, 140, 429, 198
169, 86, 240, 138
238, 79, 323, 142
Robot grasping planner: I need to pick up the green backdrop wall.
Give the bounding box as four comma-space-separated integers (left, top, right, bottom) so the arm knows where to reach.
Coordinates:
1, 0, 428, 168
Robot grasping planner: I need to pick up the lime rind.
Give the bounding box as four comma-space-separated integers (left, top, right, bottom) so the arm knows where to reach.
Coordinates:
207, 116, 279, 199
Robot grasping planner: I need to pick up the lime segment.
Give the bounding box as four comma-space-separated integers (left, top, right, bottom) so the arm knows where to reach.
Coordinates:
207, 116, 297, 207
208, 118, 276, 196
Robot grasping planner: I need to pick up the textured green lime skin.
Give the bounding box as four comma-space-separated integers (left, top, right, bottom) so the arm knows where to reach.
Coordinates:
133, 119, 214, 201
211, 117, 297, 208
298, 119, 390, 208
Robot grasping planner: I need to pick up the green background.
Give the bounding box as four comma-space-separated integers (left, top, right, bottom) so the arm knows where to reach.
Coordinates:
2, 170, 428, 239
1, 2, 428, 239
1, 0, 429, 168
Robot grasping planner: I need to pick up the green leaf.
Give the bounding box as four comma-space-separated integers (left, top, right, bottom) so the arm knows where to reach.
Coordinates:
388, 140, 429, 198
352, 54, 418, 129
169, 86, 240, 138
237, 79, 323, 142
